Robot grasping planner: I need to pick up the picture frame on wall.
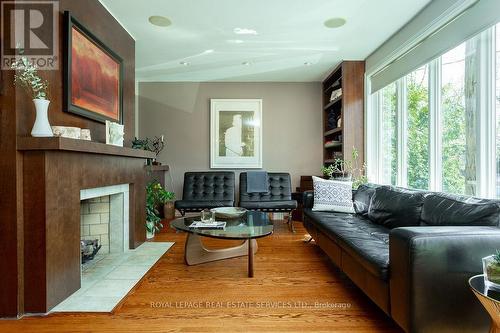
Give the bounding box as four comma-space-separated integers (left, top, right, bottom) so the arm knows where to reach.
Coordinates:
63, 11, 123, 124
210, 99, 263, 169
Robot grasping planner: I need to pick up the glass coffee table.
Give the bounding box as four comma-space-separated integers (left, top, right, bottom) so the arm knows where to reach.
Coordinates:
170, 211, 273, 277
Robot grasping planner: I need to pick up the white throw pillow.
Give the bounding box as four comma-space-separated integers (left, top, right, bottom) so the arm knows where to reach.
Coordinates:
312, 176, 355, 213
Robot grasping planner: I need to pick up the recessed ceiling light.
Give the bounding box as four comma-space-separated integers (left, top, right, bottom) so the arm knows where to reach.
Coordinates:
227, 39, 244, 44
304, 62, 313, 66
242, 61, 252, 66
234, 28, 258, 35
324, 17, 346, 28
180, 61, 190, 66
148, 15, 172, 27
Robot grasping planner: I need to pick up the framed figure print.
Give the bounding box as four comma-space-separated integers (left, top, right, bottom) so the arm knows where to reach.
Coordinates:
64, 11, 123, 123
210, 99, 263, 169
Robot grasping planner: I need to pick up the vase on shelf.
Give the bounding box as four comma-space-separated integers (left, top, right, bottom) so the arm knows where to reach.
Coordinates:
31, 99, 53, 137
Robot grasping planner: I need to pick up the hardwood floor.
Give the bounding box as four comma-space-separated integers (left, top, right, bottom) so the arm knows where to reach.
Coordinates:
0, 221, 402, 332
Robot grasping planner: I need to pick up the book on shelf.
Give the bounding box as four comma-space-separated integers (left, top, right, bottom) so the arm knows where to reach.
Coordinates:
329, 88, 342, 102
189, 221, 226, 229
324, 140, 342, 148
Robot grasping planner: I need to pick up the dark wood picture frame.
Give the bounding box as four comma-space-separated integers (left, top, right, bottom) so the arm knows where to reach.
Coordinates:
63, 11, 123, 124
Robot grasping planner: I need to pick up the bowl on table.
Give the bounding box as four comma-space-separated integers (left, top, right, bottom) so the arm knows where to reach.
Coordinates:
210, 207, 247, 219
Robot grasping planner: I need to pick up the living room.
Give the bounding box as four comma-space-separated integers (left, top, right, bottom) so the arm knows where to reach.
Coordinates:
1, 0, 500, 332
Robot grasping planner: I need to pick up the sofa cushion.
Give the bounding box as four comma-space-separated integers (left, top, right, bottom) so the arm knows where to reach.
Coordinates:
312, 176, 355, 213
368, 186, 426, 229
353, 183, 380, 216
421, 193, 500, 226
304, 209, 390, 280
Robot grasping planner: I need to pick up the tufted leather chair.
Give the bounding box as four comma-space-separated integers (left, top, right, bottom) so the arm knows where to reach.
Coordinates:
175, 172, 235, 216
239, 172, 297, 232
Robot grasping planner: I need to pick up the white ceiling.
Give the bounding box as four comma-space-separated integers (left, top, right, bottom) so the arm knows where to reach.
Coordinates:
99, 0, 431, 82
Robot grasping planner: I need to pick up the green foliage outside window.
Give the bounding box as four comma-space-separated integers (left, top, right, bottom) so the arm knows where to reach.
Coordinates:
383, 59, 475, 195
407, 69, 430, 190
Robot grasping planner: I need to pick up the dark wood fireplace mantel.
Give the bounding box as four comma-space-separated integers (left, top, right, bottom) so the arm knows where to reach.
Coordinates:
17, 136, 155, 159
19, 136, 154, 313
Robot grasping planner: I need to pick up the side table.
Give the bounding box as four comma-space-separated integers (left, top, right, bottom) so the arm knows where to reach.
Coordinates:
469, 274, 500, 333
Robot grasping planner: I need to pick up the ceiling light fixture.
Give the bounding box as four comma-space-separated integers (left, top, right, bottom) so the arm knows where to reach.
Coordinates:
203, 49, 215, 54
324, 17, 346, 28
234, 28, 258, 35
148, 15, 172, 27
180, 61, 190, 66
242, 61, 252, 66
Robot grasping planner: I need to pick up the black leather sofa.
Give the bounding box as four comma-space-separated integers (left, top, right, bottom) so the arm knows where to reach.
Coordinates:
303, 183, 500, 333
174, 172, 235, 216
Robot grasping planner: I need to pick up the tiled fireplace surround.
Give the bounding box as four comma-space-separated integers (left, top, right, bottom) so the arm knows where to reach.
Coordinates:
80, 184, 130, 257
50, 184, 173, 312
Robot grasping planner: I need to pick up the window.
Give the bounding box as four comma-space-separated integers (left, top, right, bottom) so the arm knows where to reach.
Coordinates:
406, 65, 430, 190
374, 27, 491, 196
380, 83, 398, 185
441, 42, 478, 195
496, 23, 500, 197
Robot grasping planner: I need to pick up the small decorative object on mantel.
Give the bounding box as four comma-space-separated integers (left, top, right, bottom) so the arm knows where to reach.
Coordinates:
131, 136, 165, 165
11, 56, 53, 137
132, 137, 151, 150
51, 126, 92, 141
80, 129, 92, 141
105, 120, 124, 147
51, 126, 82, 139
483, 251, 500, 290
151, 135, 165, 165
132, 137, 154, 165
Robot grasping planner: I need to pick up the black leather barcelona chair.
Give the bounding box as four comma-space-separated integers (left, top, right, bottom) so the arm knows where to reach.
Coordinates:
175, 172, 235, 216
239, 172, 297, 232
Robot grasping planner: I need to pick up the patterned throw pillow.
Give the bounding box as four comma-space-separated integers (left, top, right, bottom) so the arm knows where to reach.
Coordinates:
312, 176, 354, 213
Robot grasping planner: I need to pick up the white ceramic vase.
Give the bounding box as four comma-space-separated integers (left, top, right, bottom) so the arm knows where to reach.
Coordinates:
31, 99, 53, 137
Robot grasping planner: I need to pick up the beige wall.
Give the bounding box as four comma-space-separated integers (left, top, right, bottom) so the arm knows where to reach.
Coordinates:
139, 82, 322, 197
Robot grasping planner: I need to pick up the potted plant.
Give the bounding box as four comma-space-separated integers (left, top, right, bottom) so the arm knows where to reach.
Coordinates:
152, 182, 176, 220
11, 56, 53, 137
483, 251, 500, 289
146, 182, 163, 239
321, 148, 368, 189
151, 136, 165, 165
132, 137, 154, 165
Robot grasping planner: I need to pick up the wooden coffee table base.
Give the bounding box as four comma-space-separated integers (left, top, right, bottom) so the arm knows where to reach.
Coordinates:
184, 233, 258, 277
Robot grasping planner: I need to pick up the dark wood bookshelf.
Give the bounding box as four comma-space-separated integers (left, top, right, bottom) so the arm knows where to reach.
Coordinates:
324, 128, 342, 136
322, 61, 365, 165
323, 96, 342, 110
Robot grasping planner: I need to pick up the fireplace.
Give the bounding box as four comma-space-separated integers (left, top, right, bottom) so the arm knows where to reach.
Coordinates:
19, 137, 154, 313
80, 184, 129, 269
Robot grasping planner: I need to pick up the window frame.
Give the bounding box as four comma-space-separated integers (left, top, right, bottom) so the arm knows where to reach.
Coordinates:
368, 25, 498, 198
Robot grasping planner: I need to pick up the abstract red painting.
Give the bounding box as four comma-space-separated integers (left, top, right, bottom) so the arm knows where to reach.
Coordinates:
65, 11, 122, 123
